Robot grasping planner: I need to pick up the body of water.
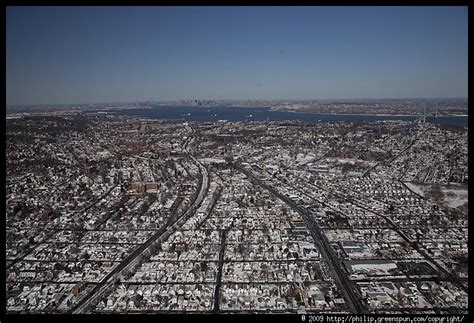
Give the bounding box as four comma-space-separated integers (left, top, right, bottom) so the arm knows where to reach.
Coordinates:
107, 106, 468, 125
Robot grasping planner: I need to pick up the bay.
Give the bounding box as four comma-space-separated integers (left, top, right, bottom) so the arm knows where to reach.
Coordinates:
107, 106, 468, 125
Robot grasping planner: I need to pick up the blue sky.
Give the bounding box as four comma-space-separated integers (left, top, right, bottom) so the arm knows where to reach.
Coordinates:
6, 6, 468, 105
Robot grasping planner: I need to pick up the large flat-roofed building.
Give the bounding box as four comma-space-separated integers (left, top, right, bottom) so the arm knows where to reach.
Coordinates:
131, 182, 158, 193
145, 183, 158, 193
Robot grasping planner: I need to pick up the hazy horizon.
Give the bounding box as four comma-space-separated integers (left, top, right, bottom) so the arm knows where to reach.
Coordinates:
6, 96, 469, 108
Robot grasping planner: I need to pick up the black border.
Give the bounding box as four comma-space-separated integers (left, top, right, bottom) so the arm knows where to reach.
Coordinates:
2, 2, 472, 323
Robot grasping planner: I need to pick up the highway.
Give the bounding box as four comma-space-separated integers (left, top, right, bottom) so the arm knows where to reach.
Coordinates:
236, 164, 367, 314
285, 168, 469, 295
71, 156, 209, 313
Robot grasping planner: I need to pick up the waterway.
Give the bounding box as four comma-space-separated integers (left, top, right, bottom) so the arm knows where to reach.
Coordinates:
107, 106, 468, 125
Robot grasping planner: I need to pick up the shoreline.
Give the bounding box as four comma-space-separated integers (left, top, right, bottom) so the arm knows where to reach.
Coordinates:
267, 108, 468, 118
6, 107, 468, 119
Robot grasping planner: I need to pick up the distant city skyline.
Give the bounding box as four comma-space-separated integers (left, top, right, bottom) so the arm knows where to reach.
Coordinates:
6, 97, 469, 108
7, 6, 468, 106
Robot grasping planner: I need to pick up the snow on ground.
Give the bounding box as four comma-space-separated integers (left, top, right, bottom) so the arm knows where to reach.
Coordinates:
346, 171, 363, 177
403, 182, 425, 197
265, 164, 279, 171
325, 157, 375, 166
350, 262, 398, 275
404, 182, 467, 209
296, 153, 317, 165
324, 229, 403, 242
442, 188, 468, 208
199, 157, 226, 164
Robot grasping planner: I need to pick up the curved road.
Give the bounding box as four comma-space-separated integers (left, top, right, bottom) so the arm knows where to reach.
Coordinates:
71, 157, 209, 313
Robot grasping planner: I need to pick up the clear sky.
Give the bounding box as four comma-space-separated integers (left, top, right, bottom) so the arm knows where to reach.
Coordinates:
6, 6, 468, 105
